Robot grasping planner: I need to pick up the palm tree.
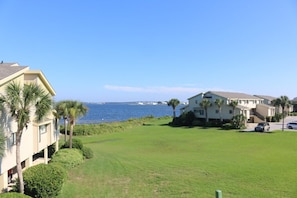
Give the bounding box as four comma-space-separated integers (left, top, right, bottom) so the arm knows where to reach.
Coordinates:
55, 101, 70, 142
167, 98, 180, 118
214, 98, 224, 122
0, 129, 6, 158
0, 104, 7, 158
199, 99, 212, 122
229, 100, 238, 117
0, 82, 52, 193
273, 96, 291, 131
58, 100, 88, 148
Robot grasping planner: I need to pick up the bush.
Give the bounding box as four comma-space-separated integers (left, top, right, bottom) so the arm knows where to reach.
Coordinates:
81, 146, 94, 159
0, 192, 31, 197
14, 163, 66, 198
231, 114, 246, 129
63, 138, 83, 150
170, 111, 196, 127
67, 116, 165, 136
51, 148, 84, 169
222, 123, 233, 130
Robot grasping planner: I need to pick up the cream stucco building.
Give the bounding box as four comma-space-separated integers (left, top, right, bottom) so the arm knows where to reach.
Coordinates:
0, 62, 59, 192
182, 91, 276, 123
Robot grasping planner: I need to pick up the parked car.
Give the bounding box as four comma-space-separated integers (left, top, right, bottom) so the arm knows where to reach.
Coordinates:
287, 122, 297, 129
254, 122, 270, 132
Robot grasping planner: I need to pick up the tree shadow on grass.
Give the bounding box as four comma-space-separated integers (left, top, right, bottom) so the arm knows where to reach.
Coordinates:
237, 130, 274, 134
90, 138, 122, 144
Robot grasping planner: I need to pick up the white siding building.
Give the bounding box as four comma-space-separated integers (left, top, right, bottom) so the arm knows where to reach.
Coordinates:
183, 91, 276, 122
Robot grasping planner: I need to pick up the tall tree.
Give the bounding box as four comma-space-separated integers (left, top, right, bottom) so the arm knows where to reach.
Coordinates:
55, 101, 70, 142
199, 99, 212, 122
57, 101, 88, 148
167, 98, 180, 118
214, 98, 224, 122
0, 82, 52, 193
273, 96, 291, 131
0, 103, 6, 158
229, 100, 238, 117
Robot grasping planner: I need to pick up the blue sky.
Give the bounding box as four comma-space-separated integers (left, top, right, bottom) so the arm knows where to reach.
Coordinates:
1, 0, 297, 102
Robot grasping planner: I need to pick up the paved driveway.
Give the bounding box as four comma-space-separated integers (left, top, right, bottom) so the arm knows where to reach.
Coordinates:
244, 116, 297, 132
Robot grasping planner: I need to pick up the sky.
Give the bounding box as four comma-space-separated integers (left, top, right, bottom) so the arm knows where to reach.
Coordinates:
0, 0, 297, 102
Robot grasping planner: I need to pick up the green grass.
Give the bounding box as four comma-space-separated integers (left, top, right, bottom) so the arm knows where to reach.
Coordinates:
57, 119, 297, 198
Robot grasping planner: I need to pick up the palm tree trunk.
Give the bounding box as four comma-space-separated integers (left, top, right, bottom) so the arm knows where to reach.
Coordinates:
69, 124, 74, 148
282, 108, 285, 131
219, 108, 222, 122
64, 119, 67, 142
16, 132, 24, 193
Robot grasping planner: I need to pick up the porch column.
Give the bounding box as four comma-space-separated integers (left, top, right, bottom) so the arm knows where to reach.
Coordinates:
55, 141, 59, 152
44, 147, 48, 164
26, 156, 33, 168
0, 171, 8, 192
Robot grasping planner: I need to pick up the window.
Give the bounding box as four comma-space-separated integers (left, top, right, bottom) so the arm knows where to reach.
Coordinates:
39, 125, 47, 142
229, 110, 233, 114
203, 95, 212, 99
216, 109, 219, 113
39, 125, 47, 134
11, 133, 16, 145
198, 110, 204, 115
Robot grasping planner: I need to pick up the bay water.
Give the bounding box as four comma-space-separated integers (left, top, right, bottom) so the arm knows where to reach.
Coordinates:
77, 102, 184, 124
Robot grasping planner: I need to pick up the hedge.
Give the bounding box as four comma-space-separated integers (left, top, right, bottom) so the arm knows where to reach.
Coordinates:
0, 192, 31, 198
17, 163, 67, 198
50, 148, 84, 169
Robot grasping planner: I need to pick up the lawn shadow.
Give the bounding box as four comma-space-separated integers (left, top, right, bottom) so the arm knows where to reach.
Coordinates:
238, 130, 274, 134
90, 138, 122, 144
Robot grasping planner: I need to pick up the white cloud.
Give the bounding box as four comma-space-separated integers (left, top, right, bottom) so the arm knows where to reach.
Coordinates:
104, 85, 205, 94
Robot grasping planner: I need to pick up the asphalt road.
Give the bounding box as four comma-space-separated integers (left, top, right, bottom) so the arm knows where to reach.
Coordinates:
244, 116, 297, 132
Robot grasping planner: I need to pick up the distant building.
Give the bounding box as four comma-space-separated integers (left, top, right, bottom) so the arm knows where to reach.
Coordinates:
182, 91, 277, 123
0, 62, 59, 191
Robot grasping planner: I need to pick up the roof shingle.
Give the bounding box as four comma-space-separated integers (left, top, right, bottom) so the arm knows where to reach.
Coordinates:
0, 63, 28, 80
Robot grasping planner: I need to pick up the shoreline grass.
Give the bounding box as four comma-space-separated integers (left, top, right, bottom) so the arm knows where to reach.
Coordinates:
57, 118, 297, 197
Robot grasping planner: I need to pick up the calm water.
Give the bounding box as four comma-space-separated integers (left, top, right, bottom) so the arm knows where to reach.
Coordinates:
76, 102, 184, 124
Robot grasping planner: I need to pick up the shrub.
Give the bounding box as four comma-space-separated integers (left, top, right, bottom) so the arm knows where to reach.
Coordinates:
81, 146, 94, 159
222, 123, 233, 130
231, 114, 246, 129
0, 192, 31, 197
192, 119, 203, 126
51, 148, 84, 169
63, 138, 84, 150
14, 163, 66, 198
170, 111, 196, 127
68, 116, 164, 136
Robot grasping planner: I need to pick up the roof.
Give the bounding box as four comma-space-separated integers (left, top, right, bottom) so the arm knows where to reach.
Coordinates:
208, 91, 261, 100
0, 62, 28, 81
0, 62, 56, 96
254, 95, 276, 101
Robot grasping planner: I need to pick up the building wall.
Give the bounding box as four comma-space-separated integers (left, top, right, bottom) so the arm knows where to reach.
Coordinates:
0, 67, 58, 192
256, 104, 275, 118
188, 93, 239, 120
186, 92, 265, 121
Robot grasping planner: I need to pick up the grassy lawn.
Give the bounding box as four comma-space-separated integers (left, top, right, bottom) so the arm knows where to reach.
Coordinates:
57, 118, 297, 198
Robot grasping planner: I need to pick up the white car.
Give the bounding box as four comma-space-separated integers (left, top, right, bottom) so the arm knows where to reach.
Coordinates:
287, 122, 297, 129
